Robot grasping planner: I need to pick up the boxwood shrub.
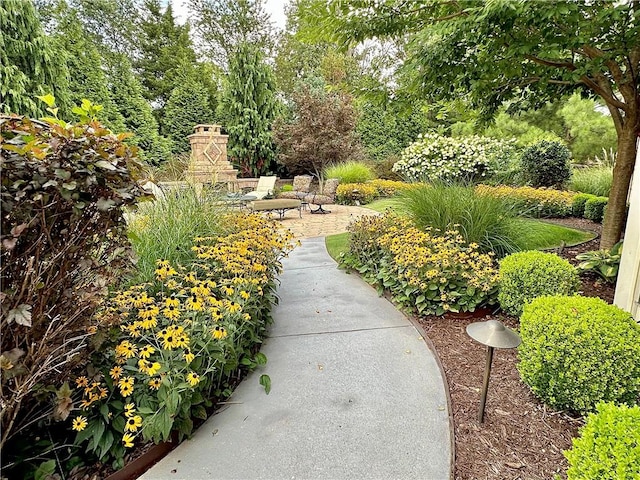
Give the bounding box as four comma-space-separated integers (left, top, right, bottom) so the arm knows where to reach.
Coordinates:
583, 196, 608, 222
518, 296, 640, 415
564, 402, 640, 480
571, 193, 596, 217
498, 251, 579, 317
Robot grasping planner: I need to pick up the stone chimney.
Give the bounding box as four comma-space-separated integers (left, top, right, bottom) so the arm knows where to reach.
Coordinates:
188, 125, 238, 184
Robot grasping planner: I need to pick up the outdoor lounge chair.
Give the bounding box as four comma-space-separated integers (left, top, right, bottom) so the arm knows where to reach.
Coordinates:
304, 178, 340, 214
244, 176, 277, 200
278, 175, 313, 201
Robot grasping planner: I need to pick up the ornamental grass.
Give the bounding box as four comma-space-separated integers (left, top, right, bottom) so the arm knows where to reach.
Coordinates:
70, 213, 296, 468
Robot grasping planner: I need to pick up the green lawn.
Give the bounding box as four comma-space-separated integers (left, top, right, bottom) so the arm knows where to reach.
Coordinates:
325, 219, 594, 262
364, 198, 400, 213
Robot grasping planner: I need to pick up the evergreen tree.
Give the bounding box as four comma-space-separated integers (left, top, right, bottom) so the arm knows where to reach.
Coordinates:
137, 0, 197, 108
164, 67, 216, 153
106, 54, 172, 165
0, 0, 70, 116
219, 42, 278, 176
52, 5, 126, 132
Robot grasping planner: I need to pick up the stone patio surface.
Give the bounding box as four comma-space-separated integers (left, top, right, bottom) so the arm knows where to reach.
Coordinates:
141, 208, 452, 480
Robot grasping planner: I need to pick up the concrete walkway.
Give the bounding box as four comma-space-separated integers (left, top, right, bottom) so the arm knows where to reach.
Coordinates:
141, 237, 452, 480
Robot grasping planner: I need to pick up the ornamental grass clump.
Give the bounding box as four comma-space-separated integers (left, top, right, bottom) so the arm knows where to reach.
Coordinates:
498, 251, 579, 317
518, 296, 640, 415
324, 161, 375, 184
127, 186, 228, 284
564, 402, 640, 479
398, 183, 526, 257
70, 213, 296, 468
343, 213, 499, 315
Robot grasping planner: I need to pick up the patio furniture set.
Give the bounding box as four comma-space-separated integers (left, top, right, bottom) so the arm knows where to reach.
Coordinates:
245, 175, 340, 220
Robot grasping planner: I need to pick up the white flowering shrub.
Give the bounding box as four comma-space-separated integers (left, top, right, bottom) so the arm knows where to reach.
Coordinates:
393, 134, 517, 183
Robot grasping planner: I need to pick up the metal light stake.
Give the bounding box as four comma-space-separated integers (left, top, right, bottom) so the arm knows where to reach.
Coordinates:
466, 319, 521, 423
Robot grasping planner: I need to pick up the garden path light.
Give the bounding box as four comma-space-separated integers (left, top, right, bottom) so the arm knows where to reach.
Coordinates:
466, 319, 521, 423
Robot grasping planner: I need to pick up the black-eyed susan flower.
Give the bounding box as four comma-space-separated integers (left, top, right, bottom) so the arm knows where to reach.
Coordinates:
184, 349, 195, 364
124, 415, 143, 432
212, 326, 227, 340
75, 376, 89, 388
124, 403, 135, 418
162, 305, 180, 320
139, 345, 155, 359
185, 295, 203, 311
186, 372, 199, 387
72, 416, 88, 431
146, 362, 161, 376
122, 433, 135, 448
148, 378, 162, 390
115, 340, 137, 359
109, 366, 123, 380
118, 376, 134, 397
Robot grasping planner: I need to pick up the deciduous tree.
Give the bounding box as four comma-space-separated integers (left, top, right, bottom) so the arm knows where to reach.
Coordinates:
306, 0, 640, 248
273, 82, 364, 177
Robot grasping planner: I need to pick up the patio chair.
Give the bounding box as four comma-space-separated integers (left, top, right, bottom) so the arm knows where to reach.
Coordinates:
244, 176, 277, 200
304, 178, 340, 214
278, 175, 313, 200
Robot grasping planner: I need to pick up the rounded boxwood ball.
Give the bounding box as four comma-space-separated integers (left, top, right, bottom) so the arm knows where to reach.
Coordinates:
498, 250, 579, 317
565, 402, 640, 480
518, 295, 640, 415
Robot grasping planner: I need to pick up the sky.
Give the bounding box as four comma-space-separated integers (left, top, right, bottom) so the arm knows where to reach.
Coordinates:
172, 0, 288, 30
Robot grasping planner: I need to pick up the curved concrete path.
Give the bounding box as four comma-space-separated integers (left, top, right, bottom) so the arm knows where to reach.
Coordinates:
141, 237, 451, 480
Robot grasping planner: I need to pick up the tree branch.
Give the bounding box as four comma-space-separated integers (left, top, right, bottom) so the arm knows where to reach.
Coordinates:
524, 54, 576, 70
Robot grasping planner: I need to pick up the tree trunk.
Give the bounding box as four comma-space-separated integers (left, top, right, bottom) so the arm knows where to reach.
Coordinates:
600, 126, 638, 249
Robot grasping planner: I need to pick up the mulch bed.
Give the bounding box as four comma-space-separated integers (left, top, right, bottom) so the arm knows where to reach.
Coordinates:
416, 217, 616, 479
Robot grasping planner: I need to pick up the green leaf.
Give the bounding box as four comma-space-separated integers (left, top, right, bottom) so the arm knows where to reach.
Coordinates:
259, 374, 271, 395
37, 94, 56, 108
34, 459, 56, 480
254, 352, 267, 366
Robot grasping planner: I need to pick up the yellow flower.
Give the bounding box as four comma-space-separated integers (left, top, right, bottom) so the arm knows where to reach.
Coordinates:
124, 403, 135, 418
124, 415, 143, 432
118, 376, 134, 397
139, 345, 156, 359
75, 376, 89, 388
115, 340, 137, 359
148, 378, 162, 390
109, 366, 123, 380
186, 372, 200, 387
184, 349, 195, 363
240, 290, 250, 300
162, 305, 180, 320
122, 433, 135, 448
185, 296, 203, 311
72, 416, 88, 432
212, 326, 227, 340
165, 294, 180, 307
146, 362, 161, 376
